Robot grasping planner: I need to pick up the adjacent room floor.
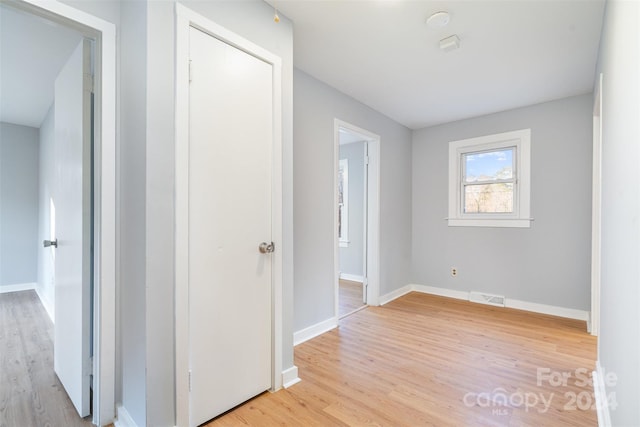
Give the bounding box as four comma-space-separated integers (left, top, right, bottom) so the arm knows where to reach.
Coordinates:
0, 290, 94, 427
338, 279, 366, 318
209, 292, 597, 426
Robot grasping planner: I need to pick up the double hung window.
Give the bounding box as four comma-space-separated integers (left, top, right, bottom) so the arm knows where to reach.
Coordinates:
448, 129, 531, 228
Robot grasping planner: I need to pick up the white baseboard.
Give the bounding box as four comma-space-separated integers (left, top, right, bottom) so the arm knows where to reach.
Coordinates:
281, 365, 301, 388
339, 273, 364, 283
413, 284, 468, 301
380, 284, 467, 306
0, 282, 36, 294
293, 316, 338, 346
506, 298, 589, 322
114, 405, 138, 427
593, 362, 612, 427
379, 284, 412, 305
34, 287, 54, 323
380, 284, 590, 322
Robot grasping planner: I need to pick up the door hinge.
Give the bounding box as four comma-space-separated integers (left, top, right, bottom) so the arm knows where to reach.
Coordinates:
85, 357, 94, 377
189, 60, 193, 83
364, 155, 370, 165
84, 73, 94, 93
188, 370, 192, 392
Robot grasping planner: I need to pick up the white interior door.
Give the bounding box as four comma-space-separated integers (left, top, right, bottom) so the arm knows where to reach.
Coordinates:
188, 27, 273, 426
53, 38, 92, 418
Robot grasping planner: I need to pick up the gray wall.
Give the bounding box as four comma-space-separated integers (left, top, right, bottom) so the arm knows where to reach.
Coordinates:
36, 107, 55, 317
293, 69, 412, 332
595, 0, 640, 424
119, 0, 147, 424
339, 141, 365, 278
411, 94, 593, 310
145, 3, 175, 424
0, 122, 39, 287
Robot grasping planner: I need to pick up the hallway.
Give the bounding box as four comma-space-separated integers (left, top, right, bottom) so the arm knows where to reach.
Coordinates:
0, 291, 93, 427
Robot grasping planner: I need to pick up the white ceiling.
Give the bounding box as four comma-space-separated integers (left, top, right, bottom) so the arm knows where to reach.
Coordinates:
268, 0, 605, 130
0, 1, 605, 131
0, 5, 82, 128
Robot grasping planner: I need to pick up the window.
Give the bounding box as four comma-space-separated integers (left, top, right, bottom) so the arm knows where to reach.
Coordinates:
462, 147, 515, 214
448, 129, 531, 227
338, 158, 349, 246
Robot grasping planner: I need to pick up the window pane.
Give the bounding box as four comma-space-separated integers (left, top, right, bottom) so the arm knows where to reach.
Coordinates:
464, 183, 514, 213
464, 148, 513, 183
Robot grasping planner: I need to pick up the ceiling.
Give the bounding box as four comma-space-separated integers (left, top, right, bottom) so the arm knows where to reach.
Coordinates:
0, 5, 82, 128
267, 0, 606, 130
0, 1, 605, 131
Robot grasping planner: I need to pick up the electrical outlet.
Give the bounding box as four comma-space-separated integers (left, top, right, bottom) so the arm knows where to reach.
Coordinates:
451, 267, 458, 277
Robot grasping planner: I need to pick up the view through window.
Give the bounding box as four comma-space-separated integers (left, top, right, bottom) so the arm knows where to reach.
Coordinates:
462, 147, 516, 214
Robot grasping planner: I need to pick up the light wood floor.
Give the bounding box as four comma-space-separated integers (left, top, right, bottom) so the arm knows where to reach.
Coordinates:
0, 290, 95, 427
207, 292, 597, 426
339, 279, 365, 318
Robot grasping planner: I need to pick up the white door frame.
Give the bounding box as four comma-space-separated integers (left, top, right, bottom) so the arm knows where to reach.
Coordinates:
334, 119, 381, 318
174, 4, 284, 426
591, 73, 603, 339
9, 1, 116, 425
362, 141, 369, 304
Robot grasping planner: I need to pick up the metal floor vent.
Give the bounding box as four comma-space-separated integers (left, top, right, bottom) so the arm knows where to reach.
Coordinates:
469, 291, 506, 307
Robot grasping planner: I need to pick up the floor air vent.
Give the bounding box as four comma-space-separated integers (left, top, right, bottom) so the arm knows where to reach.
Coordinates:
469, 291, 506, 307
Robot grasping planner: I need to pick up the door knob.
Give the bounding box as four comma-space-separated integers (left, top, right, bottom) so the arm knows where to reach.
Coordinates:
43, 239, 58, 248
259, 242, 275, 254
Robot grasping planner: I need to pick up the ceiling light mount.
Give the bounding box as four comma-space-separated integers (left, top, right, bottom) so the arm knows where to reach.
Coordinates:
426, 11, 450, 28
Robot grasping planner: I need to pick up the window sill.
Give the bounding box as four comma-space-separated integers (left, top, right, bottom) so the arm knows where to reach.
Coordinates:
447, 218, 532, 228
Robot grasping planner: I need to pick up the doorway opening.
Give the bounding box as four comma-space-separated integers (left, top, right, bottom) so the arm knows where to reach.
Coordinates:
334, 120, 380, 320
0, 1, 116, 425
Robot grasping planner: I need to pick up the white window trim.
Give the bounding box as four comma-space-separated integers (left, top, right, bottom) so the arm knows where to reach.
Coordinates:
338, 158, 349, 246
448, 129, 531, 228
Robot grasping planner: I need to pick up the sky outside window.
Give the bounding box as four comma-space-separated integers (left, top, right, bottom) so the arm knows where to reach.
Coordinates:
464, 148, 514, 182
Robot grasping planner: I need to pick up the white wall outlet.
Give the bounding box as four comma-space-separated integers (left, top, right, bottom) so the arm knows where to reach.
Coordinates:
451, 267, 458, 277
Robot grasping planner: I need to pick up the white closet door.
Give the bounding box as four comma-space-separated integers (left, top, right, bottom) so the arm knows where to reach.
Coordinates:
188, 26, 273, 426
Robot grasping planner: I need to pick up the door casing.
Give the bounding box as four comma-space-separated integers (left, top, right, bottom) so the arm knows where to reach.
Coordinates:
10, 1, 117, 425
174, 4, 284, 426
591, 73, 603, 339
334, 119, 381, 319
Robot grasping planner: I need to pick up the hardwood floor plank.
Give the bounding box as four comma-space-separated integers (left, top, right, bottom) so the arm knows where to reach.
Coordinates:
339, 280, 365, 318
206, 292, 597, 426
0, 291, 94, 427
